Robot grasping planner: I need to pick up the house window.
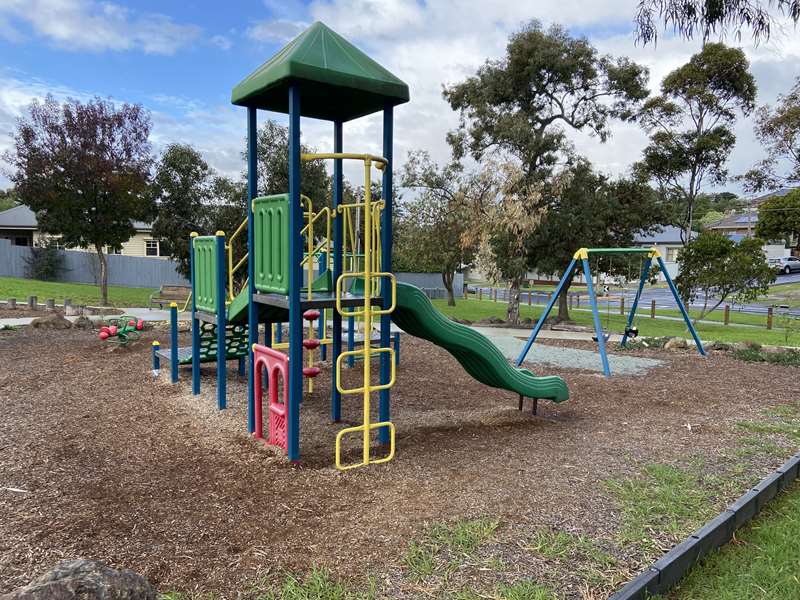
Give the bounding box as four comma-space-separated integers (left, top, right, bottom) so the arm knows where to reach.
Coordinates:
666, 247, 679, 262
14, 236, 29, 246
145, 239, 159, 257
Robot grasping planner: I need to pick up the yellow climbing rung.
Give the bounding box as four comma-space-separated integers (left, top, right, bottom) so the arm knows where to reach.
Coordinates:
335, 421, 395, 471
335, 272, 396, 317
335, 347, 396, 395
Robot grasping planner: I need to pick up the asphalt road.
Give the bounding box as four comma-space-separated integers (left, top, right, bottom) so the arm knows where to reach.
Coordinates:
469, 269, 800, 318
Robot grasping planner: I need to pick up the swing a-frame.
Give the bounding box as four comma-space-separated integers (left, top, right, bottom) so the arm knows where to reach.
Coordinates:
516, 247, 705, 377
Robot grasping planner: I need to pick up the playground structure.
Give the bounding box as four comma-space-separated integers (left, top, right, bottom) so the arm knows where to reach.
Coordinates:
153, 21, 569, 469
98, 315, 144, 346
516, 247, 705, 377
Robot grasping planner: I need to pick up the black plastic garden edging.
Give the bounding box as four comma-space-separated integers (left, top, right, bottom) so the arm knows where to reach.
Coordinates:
609, 451, 800, 600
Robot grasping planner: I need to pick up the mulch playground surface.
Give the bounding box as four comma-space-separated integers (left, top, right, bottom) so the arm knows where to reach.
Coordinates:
0, 325, 798, 598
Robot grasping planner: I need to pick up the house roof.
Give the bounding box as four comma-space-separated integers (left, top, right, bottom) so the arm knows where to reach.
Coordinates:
707, 212, 757, 230
751, 187, 797, 205
0, 204, 152, 232
633, 225, 688, 245
231, 21, 409, 121
0, 204, 37, 229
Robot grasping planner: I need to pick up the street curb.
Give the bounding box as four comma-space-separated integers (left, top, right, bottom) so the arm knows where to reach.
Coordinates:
609, 451, 800, 599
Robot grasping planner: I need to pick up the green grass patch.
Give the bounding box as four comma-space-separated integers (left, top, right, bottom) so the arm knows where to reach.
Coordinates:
242, 567, 376, 600
452, 580, 558, 600
428, 517, 499, 555
525, 529, 616, 568
0, 276, 156, 307
401, 517, 499, 582
402, 541, 436, 581
604, 464, 721, 552
665, 482, 800, 600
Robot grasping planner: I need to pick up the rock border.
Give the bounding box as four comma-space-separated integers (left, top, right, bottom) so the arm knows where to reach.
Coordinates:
610, 451, 800, 599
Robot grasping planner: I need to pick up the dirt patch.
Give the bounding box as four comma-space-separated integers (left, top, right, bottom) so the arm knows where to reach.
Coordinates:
0, 327, 797, 598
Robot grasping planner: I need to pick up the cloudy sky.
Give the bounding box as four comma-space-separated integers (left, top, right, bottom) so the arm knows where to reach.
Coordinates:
1, 0, 798, 194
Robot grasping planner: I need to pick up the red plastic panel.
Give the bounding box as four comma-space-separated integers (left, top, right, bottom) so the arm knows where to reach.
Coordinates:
253, 343, 289, 453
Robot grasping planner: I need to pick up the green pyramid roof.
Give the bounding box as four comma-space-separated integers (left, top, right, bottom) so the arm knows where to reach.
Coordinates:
231, 21, 409, 121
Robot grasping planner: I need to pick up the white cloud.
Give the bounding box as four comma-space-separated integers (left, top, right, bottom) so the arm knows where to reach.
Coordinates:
0, 71, 247, 187
0, 0, 201, 54
300, 2, 800, 195
210, 34, 232, 51
246, 19, 307, 43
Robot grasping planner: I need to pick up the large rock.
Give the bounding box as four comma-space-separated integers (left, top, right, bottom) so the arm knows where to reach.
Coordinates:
72, 316, 94, 330
664, 336, 688, 350
30, 313, 72, 330
1, 560, 156, 600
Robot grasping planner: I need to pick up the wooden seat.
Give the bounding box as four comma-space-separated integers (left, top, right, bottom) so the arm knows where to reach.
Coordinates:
149, 285, 191, 309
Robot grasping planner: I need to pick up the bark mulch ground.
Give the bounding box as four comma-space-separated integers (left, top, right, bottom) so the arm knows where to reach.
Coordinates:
0, 327, 797, 598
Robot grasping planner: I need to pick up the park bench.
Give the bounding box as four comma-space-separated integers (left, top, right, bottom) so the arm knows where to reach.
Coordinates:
149, 285, 191, 310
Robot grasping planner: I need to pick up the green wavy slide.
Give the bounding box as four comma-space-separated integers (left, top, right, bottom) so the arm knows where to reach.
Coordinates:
391, 282, 569, 402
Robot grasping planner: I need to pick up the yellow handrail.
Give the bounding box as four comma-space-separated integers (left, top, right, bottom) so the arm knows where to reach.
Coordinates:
226, 216, 249, 302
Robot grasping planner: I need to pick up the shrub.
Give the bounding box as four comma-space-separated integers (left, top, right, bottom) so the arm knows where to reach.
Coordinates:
24, 238, 65, 281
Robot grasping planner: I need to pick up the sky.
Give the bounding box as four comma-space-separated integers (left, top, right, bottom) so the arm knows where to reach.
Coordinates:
1, 0, 799, 195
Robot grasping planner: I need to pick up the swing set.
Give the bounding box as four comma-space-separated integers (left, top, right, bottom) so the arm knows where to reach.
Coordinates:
516, 247, 705, 377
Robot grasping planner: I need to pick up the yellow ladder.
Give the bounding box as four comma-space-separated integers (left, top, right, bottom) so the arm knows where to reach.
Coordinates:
301, 153, 396, 470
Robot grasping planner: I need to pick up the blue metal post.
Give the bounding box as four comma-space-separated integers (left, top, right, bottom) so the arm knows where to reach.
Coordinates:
170, 302, 179, 383
515, 258, 577, 366
246, 106, 258, 433
347, 314, 355, 367
657, 255, 706, 356
287, 85, 303, 461
152, 341, 161, 372
378, 105, 393, 445
393, 331, 400, 366
621, 257, 652, 347
190, 233, 200, 394
331, 122, 343, 421
275, 323, 283, 343
215, 232, 227, 409
583, 257, 611, 377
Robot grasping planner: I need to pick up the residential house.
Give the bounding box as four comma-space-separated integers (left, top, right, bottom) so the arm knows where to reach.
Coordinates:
0, 204, 165, 257
705, 187, 797, 258
633, 225, 687, 280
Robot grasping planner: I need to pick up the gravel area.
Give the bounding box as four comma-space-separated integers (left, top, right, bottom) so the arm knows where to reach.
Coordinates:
0, 326, 797, 599
472, 326, 663, 375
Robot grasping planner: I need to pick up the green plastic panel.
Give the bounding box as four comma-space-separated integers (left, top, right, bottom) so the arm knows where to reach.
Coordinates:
231, 21, 409, 121
254, 194, 290, 295
193, 236, 218, 313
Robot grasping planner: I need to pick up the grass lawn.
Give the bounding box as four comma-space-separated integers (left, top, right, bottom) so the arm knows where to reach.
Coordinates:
665, 481, 800, 600
435, 298, 800, 347
0, 276, 156, 308
765, 281, 800, 309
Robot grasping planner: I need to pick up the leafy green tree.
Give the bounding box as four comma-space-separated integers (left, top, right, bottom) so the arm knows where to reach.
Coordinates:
5, 95, 154, 305
251, 120, 330, 212
697, 209, 726, 229
635, 0, 800, 45
525, 159, 667, 321
743, 77, 800, 191
0, 188, 18, 212
693, 191, 745, 223
399, 150, 486, 305
443, 20, 649, 319
675, 232, 775, 320
151, 144, 215, 277
463, 161, 548, 324
636, 43, 757, 243
755, 188, 800, 253
151, 144, 247, 278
